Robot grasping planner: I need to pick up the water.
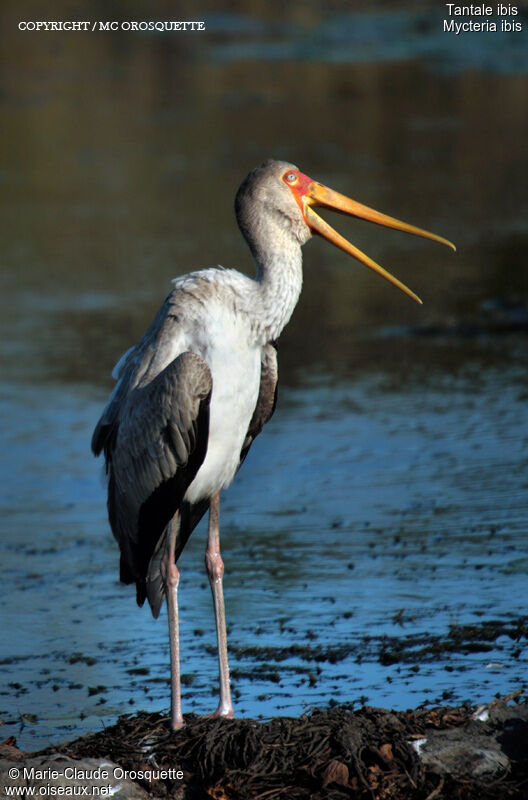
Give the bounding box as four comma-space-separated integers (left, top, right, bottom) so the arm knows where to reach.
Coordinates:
0, 0, 527, 751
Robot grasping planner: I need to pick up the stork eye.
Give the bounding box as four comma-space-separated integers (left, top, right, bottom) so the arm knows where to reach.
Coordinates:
285, 172, 298, 184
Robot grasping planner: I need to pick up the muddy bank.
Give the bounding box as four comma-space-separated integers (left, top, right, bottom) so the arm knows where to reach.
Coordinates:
1, 695, 527, 799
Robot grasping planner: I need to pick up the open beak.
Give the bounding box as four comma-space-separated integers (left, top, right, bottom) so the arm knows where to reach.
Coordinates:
286, 172, 456, 305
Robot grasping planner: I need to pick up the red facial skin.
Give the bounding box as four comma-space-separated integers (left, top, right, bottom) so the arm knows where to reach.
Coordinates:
281, 169, 314, 222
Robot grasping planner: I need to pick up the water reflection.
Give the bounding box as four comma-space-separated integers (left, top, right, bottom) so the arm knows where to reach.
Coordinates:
1, 357, 527, 750
0, 0, 527, 752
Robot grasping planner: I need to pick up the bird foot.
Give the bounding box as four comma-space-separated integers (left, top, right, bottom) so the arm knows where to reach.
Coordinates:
170, 712, 185, 732
203, 705, 235, 721
168, 707, 233, 731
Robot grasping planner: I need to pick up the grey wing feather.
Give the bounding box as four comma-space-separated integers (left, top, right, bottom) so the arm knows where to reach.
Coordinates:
91, 375, 132, 461
239, 341, 278, 466
91, 289, 191, 461
94, 350, 212, 616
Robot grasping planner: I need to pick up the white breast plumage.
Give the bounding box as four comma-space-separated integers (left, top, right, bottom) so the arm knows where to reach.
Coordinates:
183, 300, 262, 504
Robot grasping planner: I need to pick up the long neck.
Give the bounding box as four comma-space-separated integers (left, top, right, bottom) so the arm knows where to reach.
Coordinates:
243, 212, 305, 344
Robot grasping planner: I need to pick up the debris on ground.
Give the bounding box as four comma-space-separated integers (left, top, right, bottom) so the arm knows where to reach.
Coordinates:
1, 695, 527, 799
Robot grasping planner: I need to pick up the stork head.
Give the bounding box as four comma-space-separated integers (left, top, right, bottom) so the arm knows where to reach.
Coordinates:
235, 159, 455, 304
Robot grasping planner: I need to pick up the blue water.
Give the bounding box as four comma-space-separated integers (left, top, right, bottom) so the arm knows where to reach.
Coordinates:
1, 350, 526, 751
207, 9, 528, 75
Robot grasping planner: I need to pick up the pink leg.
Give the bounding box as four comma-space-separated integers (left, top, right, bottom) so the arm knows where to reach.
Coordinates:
205, 492, 234, 718
161, 513, 184, 731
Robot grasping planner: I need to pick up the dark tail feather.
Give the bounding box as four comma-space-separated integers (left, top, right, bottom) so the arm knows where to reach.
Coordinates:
143, 499, 210, 619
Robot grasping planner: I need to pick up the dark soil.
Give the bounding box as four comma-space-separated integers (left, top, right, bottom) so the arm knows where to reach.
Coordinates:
25, 694, 527, 799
